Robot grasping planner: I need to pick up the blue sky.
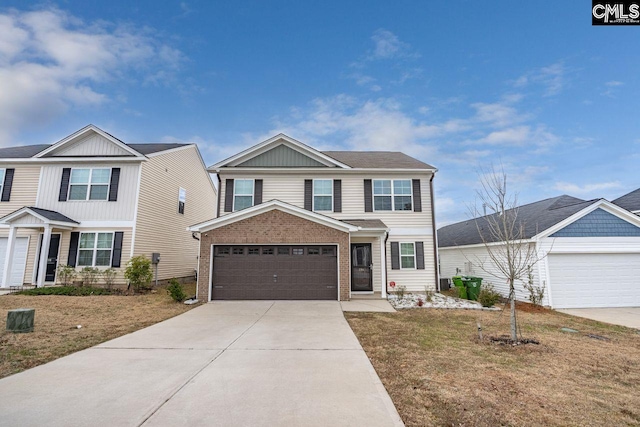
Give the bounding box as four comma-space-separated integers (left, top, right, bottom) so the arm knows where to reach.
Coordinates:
1, 1, 639, 225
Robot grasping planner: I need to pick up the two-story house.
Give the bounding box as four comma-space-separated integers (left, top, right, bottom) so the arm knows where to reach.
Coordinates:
0, 125, 217, 288
189, 134, 438, 301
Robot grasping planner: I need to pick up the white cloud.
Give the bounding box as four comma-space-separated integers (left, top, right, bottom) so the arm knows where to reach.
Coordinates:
512, 62, 566, 97
368, 29, 418, 60
554, 181, 622, 195
0, 7, 184, 145
605, 80, 623, 87
479, 126, 530, 145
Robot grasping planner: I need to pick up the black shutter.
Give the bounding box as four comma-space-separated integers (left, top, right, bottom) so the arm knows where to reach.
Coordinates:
412, 179, 422, 212
333, 179, 342, 212
304, 180, 312, 211
224, 179, 234, 212
390, 242, 400, 270
178, 201, 185, 214
364, 179, 373, 212
254, 179, 263, 205
68, 232, 80, 267
1, 168, 14, 202
415, 241, 425, 270
112, 232, 124, 268
59, 168, 71, 202
108, 168, 120, 202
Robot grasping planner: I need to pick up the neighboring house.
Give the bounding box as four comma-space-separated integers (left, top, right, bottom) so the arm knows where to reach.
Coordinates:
0, 125, 217, 288
613, 188, 640, 214
438, 195, 640, 309
188, 134, 438, 302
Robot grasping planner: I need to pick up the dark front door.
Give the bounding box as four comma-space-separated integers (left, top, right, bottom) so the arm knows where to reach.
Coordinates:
211, 245, 338, 300
36, 234, 61, 283
351, 243, 372, 292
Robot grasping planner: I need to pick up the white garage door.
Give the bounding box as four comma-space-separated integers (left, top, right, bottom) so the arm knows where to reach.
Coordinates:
0, 237, 29, 287
548, 253, 640, 308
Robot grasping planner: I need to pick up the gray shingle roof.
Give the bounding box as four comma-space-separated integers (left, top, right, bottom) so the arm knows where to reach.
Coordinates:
341, 219, 388, 229
0, 143, 190, 159
612, 188, 640, 212
322, 151, 435, 169
28, 207, 79, 223
437, 195, 597, 247
127, 143, 190, 155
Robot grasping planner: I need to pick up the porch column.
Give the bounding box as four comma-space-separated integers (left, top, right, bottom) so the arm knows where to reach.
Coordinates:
380, 235, 387, 298
2, 225, 18, 288
36, 225, 52, 288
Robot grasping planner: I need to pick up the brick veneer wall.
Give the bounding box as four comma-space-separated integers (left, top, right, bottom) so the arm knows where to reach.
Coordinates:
197, 209, 351, 301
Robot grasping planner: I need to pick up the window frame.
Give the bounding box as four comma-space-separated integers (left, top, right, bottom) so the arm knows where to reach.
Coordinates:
399, 242, 416, 270
312, 179, 333, 212
76, 231, 115, 267
372, 179, 413, 212
232, 179, 254, 212
0, 168, 5, 196
68, 168, 112, 201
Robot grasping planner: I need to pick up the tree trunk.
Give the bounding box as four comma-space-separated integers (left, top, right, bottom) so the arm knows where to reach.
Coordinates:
510, 281, 517, 342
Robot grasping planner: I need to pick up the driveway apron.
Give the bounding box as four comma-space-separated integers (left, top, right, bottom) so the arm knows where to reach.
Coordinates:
0, 301, 403, 427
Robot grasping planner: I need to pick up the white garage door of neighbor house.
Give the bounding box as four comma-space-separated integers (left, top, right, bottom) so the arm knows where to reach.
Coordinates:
0, 237, 29, 287
548, 253, 640, 308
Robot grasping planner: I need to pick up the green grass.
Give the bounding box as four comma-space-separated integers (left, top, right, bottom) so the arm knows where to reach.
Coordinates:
16, 286, 112, 296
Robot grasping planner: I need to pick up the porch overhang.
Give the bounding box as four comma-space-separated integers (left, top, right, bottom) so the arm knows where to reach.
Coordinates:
0, 207, 79, 230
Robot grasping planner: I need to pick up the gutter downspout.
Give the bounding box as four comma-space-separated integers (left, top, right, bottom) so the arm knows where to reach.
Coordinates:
383, 230, 389, 297
430, 173, 440, 292
216, 173, 222, 218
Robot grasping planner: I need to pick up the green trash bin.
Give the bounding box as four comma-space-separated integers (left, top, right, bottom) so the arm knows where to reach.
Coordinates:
452, 276, 467, 299
465, 277, 483, 301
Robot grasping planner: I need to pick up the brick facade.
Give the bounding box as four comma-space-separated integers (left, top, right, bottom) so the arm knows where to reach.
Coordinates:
197, 209, 351, 301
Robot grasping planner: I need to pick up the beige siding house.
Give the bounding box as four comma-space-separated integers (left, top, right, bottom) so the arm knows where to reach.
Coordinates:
190, 134, 438, 302
0, 125, 216, 288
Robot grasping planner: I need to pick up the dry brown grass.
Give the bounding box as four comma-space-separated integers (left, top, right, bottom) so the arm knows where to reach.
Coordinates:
0, 283, 198, 379
346, 304, 640, 427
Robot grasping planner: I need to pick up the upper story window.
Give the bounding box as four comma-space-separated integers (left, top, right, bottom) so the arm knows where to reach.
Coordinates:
400, 242, 416, 269
0, 169, 5, 196
373, 179, 412, 211
313, 179, 333, 211
233, 179, 254, 211
78, 232, 114, 267
69, 168, 111, 201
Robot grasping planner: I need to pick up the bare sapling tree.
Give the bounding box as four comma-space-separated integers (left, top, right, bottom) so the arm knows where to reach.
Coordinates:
471, 166, 543, 342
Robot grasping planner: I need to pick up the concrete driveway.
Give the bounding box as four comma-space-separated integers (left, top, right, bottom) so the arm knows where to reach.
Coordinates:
558, 307, 640, 329
0, 301, 402, 427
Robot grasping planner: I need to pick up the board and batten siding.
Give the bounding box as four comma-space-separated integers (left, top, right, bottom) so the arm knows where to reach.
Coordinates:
0, 165, 40, 218
134, 146, 217, 281
218, 171, 434, 230
438, 244, 548, 305
47, 133, 133, 157
37, 163, 139, 222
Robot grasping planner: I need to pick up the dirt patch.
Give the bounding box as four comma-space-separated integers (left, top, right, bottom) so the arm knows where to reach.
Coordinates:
0, 283, 198, 379
345, 306, 640, 427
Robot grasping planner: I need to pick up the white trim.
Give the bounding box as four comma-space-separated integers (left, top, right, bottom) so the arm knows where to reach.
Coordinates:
130, 163, 143, 257
35, 166, 44, 206
312, 178, 333, 212
0, 157, 146, 163
207, 243, 213, 302
188, 200, 358, 233
34, 125, 145, 159
380, 235, 387, 298
0, 168, 5, 197
209, 134, 352, 170
76, 231, 115, 268
373, 179, 413, 212
0, 207, 79, 228
145, 144, 195, 158
34, 232, 62, 284
232, 179, 254, 212
399, 242, 416, 270
215, 167, 436, 174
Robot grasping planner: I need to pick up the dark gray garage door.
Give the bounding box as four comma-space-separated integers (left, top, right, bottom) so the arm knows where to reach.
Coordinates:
211, 245, 338, 300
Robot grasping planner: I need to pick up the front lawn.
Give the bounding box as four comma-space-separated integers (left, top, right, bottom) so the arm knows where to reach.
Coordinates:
346, 304, 640, 427
0, 283, 198, 379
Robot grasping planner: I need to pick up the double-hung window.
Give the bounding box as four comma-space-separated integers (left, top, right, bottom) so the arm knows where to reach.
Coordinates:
69, 168, 111, 201
78, 232, 114, 267
400, 243, 416, 269
233, 179, 254, 211
373, 179, 412, 211
313, 179, 333, 211
0, 169, 5, 196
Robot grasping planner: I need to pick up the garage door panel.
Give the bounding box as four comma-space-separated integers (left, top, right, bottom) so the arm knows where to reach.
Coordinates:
212, 245, 338, 300
548, 253, 640, 308
0, 237, 29, 287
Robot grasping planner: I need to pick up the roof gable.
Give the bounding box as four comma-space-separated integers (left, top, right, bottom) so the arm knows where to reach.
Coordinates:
236, 144, 327, 168
36, 125, 144, 159
550, 207, 640, 237
613, 188, 640, 212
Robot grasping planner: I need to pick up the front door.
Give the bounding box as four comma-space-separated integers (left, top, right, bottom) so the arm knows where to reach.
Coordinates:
36, 234, 61, 283
351, 243, 373, 292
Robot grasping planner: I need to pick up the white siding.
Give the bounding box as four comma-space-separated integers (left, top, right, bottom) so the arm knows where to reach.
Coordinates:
350, 236, 383, 292
37, 163, 139, 222
387, 235, 437, 292
12, 214, 44, 225
438, 244, 547, 305
48, 133, 133, 157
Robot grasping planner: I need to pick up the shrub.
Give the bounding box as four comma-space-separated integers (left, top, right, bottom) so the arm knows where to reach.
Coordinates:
101, 268, 117, 290
395, 285, 407, 300
17, 286, 111, 296
167, 278, 187, 302
523, 266, 545, 306
80, 267, 100, 287
477, 283, 501, 308
124, 256, 153, 293
56, 265, 77, 286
